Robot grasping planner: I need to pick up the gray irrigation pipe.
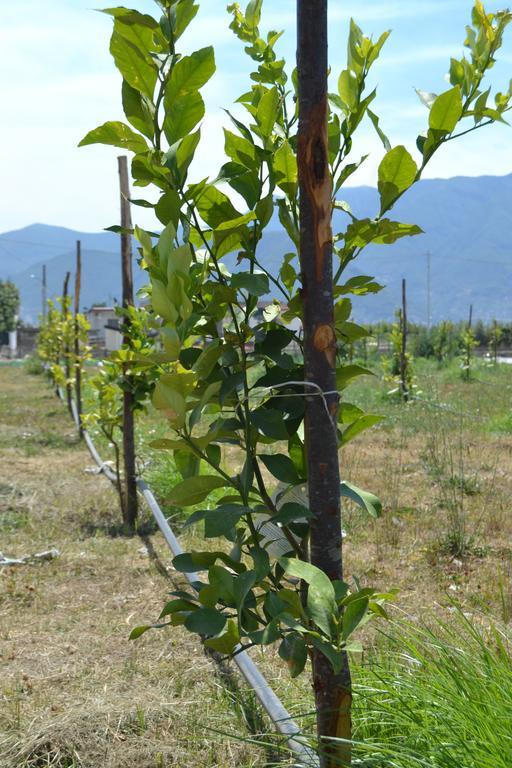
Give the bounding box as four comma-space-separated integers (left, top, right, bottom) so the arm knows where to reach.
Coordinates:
59, 385, 319, 766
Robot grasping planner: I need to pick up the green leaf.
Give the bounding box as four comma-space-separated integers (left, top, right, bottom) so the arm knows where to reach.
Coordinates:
110, 29, 157, 101
378, 146, 418, 214
129, 624, 153, 640
336, 365, 373, 390
78, 121, 148, 153
224, 129, 258, 168
250, 408, 288, 440
367, 109, 391, 151
164, 90, 205, 143
231, 272, 269, 297
338, 69, 358, 112
256, 87, 280, 139
122, 80, 154, 139
271, 502, 312, 525
341, 414, 383, 445
170, 0, 199, 40
429, 86, 463, 133
185, 606, 227, 636
279, 558, 337, 638
204, 504, 249, 538
340, 481, 382, 519
195, 185, 240, 229
173, 551, 246, 574
192, 340, 224, 379
204, 618, 240, 653
342, 595, 370, 640
279, 633, 308, 678
167, 476, 228, 507
273, 139, 298, 197
166, 46, 215, 100
259, 454, 301, 484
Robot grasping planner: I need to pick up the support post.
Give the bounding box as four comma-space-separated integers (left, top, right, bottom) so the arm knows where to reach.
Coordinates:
42, 264, 47, 319
62, 271, 73, 416
74, 241, 83, 437
297, 2, 351, 765
118, 155, 138, 532
399, 278, 409, 401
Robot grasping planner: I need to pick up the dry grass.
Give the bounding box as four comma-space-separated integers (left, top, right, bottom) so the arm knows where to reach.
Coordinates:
0, 365, 274, 768
2, 359, 512, 765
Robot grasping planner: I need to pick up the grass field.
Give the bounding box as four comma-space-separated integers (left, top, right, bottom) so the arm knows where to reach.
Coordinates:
1, 357, 512, 766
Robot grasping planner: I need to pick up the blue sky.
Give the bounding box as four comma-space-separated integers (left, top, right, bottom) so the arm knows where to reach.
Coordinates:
1, 0, 511, 233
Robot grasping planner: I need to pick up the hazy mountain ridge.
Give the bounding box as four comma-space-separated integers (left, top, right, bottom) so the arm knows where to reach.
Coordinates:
1, 173, 511, 323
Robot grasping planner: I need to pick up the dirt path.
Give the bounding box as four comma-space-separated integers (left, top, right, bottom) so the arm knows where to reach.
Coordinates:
0, 365, 266, 768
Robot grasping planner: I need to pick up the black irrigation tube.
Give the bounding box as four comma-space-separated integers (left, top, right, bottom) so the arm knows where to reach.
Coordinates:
60, 386, 318, 767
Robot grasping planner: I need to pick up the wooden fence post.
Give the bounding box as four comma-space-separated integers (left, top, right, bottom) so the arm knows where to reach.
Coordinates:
118, 155, 138, 531
399, 278, 409, 401
62, 271, 73, 416
74, 241, 83, 436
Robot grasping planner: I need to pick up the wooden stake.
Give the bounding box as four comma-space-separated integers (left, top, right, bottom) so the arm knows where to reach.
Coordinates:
118, 155, 138, 531
400, 278, 409, 401
62, 271, 73, 416
297, 2, 351, 764
74, 241, 83, 437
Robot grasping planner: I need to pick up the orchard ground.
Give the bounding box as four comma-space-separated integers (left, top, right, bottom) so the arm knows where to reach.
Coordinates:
1, 357, 512, 767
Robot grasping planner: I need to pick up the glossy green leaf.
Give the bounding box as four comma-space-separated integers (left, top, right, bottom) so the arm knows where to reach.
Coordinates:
279, 633, 308, 678
167, 475, 228, 507
341, 414, 383, 445
204, 618, 240, 653
378, 146, 418, 214
259, 454, 301, 484
110, 29, 157, 100
185, 606, 226, 636
340, 481, 382, 518
231, 272, 269, 297
429, 86, 463, 133
273, 139, 298, 197
79, 121, 148, 153
279, 558, 337, 638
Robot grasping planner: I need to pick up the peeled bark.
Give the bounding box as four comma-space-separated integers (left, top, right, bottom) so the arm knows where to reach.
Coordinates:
297, 1, 352, 765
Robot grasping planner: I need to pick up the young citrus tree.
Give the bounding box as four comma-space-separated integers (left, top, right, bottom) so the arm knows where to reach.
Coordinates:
81, 0, 511, 763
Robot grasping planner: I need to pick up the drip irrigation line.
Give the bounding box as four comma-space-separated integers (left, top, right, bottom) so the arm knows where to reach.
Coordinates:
56, 383, 318, 767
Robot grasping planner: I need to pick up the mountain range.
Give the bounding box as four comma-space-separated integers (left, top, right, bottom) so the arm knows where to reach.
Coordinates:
1, 172, 511, 324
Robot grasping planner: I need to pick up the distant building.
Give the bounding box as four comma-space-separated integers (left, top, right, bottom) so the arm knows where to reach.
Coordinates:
86, 306, 118, 354
104, 318, 123, 352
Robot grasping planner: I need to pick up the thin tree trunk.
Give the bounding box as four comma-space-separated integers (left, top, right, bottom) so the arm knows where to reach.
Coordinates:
118, 155, 138, 532
62, 271, 73, 416
297, 2, 351, 765
74, 241, 83, 437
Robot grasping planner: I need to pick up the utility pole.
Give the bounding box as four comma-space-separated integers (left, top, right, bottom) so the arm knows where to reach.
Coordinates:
297, 2, 350, 765
118, 155, 138, 532
42, 264, 47, 319
74, 241, 83, 437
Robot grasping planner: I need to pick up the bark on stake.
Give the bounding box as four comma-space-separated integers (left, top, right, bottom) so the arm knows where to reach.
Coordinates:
297, 2, 351, 765
74, 241, 83, 436
62, 271, 73, 417
118, 155, 138, 531
399, 278, 408, 401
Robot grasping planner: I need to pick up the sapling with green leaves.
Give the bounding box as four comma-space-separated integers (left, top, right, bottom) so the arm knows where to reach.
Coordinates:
84, 305, 164, 524
0, 280, 19, 335
81, 0, 511, 762
488, 319, 503, 363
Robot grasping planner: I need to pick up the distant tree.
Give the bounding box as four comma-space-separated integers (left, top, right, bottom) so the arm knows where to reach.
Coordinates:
0, 281, 19, 334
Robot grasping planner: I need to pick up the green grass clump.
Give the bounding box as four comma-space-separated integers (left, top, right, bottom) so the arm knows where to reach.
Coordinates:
349, 611, 512, 767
